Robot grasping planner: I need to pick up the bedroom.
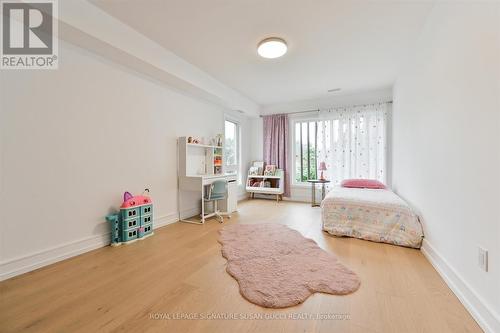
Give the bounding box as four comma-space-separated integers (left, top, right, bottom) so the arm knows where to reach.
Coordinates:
0, 1, 499, 332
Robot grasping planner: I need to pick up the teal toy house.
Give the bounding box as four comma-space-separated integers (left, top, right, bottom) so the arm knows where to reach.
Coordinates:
106, 190, 154, 246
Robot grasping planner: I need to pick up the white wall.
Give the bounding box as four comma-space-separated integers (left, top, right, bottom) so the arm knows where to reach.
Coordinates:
225, 111, 254, 194
0, 40, 253, 279
392, 3, 500, 332
250, 117, 264, 163
58, 1, 259, 116
260, 87, 392, 115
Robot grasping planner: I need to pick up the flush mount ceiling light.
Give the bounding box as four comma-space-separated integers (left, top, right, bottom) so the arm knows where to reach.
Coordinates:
257, 37, 287, 59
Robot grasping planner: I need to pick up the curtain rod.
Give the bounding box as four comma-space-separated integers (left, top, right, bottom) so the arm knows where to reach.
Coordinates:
259, 100, 393, 117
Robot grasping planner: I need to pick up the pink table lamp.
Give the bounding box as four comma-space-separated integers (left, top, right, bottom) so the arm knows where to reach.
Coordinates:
319, 162, 327, 180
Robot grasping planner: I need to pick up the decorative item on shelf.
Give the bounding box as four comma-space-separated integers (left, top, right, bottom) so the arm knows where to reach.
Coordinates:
187, 136, 193, 143
216, 134, 223, 147
252, 181, 261, 187
252, 161, 264, 175
319, 162, 328, 180
264, 164, 276, 176
248, 166, 259, 176
105, 189, 154, 246
213, 146, 223, 174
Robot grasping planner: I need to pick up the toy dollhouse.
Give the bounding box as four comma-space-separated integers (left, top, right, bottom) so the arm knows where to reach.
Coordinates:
106, 190, 154, 246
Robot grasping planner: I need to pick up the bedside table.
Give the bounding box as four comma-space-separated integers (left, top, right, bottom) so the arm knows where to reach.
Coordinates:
306, 179, 331, 207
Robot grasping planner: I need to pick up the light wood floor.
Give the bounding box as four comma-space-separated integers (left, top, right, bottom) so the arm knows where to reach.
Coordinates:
0, 200, 481, 333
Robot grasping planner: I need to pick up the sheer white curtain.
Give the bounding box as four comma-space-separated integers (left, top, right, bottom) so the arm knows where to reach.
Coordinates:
316, 103, 388, 185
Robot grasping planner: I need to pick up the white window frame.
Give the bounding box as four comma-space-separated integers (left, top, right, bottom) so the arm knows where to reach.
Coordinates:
291, 115, 336, 187
290, 116, 321, 187
291, 107, 388, 186
224, 117, 241, 184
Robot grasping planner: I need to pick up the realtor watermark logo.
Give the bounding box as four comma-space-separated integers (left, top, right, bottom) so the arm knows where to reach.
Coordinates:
1, 0, 58, 69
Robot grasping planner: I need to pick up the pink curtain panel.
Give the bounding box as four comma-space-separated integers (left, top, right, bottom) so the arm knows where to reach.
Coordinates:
263, 114, 290, 197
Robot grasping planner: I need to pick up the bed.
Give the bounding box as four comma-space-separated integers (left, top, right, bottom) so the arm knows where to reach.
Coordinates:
321, 187, 424, 248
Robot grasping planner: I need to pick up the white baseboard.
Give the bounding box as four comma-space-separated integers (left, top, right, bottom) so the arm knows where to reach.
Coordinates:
0, 233, 111, 281
421, 239, 500, 333
249, 192, 309, 203
0, 213, 179, 282
179, 207, 201, 220
154, 212, 179, 228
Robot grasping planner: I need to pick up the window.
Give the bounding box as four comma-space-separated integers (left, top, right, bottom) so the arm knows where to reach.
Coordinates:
292, 104, 387, 185
224, 119, 240, 178
294, 120, 330, 183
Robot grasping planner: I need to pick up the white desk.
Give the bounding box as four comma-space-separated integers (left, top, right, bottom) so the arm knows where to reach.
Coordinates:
178, 173, 237, 224
177, 136, 237, 224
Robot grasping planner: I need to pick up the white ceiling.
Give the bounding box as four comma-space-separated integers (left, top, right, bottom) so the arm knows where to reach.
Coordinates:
91, 0, 434, 107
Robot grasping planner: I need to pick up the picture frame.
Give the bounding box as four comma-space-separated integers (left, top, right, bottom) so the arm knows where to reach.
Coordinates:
264, 164, 276, 176
252, 161, 264, 175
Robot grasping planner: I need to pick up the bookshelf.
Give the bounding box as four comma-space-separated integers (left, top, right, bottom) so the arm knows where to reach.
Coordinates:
180, 139, 224, 176
246, 169, 284, 202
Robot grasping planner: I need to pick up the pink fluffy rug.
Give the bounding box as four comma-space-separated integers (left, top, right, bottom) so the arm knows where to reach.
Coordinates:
218, 223, 360, 308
